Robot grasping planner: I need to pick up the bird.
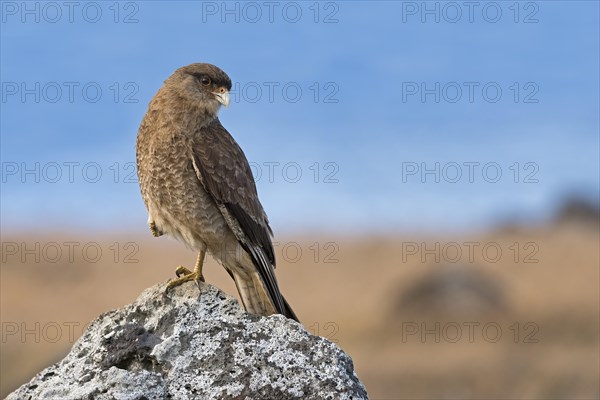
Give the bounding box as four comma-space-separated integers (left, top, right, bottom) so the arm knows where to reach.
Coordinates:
136, 63, 298, 322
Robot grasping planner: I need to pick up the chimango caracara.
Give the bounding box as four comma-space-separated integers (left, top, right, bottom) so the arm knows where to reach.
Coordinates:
136, 63, 298, 321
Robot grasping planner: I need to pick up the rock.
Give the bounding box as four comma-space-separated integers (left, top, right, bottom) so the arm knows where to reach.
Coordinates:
394, 264, 506, 318
7, 282, 368, 400
554, 196, 600, 227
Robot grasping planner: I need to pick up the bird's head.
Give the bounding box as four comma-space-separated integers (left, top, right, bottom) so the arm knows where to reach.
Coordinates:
166, 63, 232, 117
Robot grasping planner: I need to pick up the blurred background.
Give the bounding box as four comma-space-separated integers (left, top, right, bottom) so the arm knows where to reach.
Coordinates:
1, 1, 598, 399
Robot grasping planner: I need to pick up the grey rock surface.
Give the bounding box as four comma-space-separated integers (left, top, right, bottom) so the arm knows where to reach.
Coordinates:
7, 282, 368, 400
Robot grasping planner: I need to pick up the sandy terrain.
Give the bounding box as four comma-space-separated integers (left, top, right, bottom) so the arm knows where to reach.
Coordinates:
1, 223, 598, 399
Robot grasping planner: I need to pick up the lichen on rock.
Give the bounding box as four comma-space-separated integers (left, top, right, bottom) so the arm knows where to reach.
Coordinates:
7, 282, 368, 400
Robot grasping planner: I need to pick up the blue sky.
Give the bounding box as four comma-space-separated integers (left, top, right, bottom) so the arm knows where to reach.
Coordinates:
1, 1, 598, 234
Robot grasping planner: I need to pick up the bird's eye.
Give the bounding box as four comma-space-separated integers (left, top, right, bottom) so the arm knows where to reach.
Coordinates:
201, 77, 211, 86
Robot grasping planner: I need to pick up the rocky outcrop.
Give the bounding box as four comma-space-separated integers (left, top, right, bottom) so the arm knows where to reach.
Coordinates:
7, 282, 367, 400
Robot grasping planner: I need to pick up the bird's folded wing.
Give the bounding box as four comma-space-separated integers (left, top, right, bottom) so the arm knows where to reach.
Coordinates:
190, 120, 286, 314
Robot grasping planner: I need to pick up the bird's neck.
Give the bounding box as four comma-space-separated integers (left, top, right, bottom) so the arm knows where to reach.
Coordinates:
154, 90, 220, 132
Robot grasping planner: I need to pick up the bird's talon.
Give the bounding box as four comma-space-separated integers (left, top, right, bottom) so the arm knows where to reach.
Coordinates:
166, 262, 205, 292
166, 272, 198, 291
175, 266, 192, 277
149, 222, 162, 237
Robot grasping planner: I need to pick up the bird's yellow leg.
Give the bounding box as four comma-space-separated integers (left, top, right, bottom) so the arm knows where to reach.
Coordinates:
166, 250, 206, 290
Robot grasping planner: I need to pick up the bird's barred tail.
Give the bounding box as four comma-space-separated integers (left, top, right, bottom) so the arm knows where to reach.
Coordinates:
231, 270, 299, 322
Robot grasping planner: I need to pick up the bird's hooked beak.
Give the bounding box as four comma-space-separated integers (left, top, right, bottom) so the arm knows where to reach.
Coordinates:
214, 88, 230, 108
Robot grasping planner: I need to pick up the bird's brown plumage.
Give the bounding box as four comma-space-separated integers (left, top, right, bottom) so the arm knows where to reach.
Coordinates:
136, 63, 298, 321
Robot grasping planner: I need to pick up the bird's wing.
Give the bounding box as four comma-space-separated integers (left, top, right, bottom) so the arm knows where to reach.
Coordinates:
191, 119, 286, 315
